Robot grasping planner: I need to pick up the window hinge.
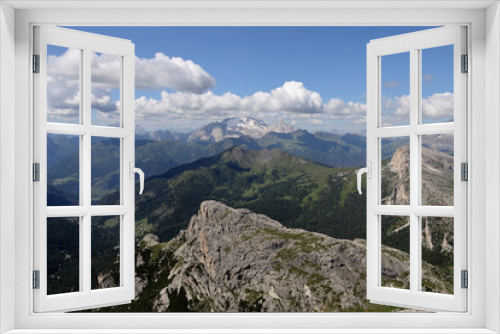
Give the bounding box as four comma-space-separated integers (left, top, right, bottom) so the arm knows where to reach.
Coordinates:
33, 163, 40, 182
461, 162, 468, 181
461, 54, 468, 73
461, 270, 468, 289
33, 54, 40, 73
33, 270, 40, 289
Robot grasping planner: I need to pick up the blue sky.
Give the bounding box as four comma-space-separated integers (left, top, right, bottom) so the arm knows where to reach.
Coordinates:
48, 26, 454, 133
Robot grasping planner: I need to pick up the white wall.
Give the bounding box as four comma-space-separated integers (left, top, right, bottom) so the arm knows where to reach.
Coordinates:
486, 2, 500, 333
0, 2, 16, 333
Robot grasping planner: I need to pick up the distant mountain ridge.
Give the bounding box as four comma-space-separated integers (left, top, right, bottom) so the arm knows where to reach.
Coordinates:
188, 117, 296, 143
47, 130, 369, 205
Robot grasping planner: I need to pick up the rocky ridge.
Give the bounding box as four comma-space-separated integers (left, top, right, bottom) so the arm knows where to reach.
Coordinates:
99, 201, 451, 312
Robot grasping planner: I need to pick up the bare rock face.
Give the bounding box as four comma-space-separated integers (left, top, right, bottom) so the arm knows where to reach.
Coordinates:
382, 144, 453, 206
385, 145, 411, 205
421, 147, 454, 206
100, 201, 450, 312
381, 145, 454, 260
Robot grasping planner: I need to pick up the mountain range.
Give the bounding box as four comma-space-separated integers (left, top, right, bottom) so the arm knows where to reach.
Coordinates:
45, 117, 455, 311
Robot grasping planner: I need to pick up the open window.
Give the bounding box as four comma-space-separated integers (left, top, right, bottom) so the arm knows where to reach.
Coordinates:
363, 26, 467, 312
33, 26, 140, 312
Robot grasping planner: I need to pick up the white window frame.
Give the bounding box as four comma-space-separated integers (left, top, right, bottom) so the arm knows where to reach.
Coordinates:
366, 26, 467, 312
32, 26, 136, 312
1, 1, 499, 333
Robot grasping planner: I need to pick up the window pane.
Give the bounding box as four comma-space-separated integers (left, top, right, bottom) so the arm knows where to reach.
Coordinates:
47, 217, 80, 295
381, 137, 410, 205
47, 134, 80, 206
91, 137, 120, 205
381, 52, 410, 127
47, 45, 81, 124
92, 216, 120, 290
91, 52, 121, 127
421, 216, 454, 294
421, 134, 454, 206
381, 215, 410, 290
421, 45, 454, 124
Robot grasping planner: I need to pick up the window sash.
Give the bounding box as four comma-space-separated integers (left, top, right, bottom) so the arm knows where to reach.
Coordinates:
32, 25, 136, 313
366, 26, 468, 312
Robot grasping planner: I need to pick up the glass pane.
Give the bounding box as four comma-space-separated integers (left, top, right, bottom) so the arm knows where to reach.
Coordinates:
421, 216, 454, 294
47, 45, 81, 124
381, 137, 410, 205
421, 45, 454, 124
421, 134, 454, 206
381, 215, 410, 289
47, 134, 80, 206
381, 52, 410, 127
47, 217, 80, 295
91, 137, 120, 205
91, 52, 121, 127
92, 216, 120, 290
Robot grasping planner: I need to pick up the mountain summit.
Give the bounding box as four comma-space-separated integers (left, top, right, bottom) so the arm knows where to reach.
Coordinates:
188, 117, 296, 143
97, 201, 451, 312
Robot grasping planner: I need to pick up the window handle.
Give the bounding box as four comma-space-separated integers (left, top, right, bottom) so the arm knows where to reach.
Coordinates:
357, 162, 371, 195
129, 162, 145, 195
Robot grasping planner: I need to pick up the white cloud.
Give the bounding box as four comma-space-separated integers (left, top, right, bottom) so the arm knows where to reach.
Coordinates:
381, 93, 454, 126
134, 81, 368, 130
89, 51, 216, 94
324, 98, 366, 119
47, 48, 453, 132
135, 53, 215, 93
244, 81, 324, 114
422, 92, 454, 120
46, 49, 216, 123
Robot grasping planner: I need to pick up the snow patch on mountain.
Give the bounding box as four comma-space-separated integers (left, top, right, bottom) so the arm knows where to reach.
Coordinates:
188, 117, 296, 143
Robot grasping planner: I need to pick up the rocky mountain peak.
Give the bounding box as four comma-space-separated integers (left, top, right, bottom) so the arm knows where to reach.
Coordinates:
188, 118, 296, 143
96, 201, 452, 312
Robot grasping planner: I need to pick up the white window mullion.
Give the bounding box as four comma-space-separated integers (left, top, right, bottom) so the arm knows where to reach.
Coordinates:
409, 47, 420, 295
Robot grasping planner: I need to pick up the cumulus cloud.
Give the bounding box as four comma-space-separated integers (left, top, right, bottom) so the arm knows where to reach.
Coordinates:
244, 81, 324, 114
135, 81, 366, 127
46, 48, 453, 132
324, 98, 366, 119
46, 49, 216, 123
381, 92, 454, 126
422, 92, 454, 120
136, 53, 215, 93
